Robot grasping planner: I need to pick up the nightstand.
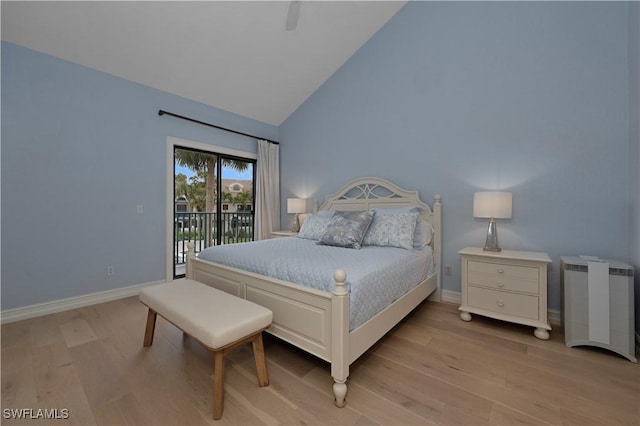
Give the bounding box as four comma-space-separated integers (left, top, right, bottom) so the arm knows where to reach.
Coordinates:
269, 230, 298, 239
458, 247, 552, 340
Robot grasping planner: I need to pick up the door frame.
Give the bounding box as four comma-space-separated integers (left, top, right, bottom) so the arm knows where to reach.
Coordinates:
165, 136, 257, 281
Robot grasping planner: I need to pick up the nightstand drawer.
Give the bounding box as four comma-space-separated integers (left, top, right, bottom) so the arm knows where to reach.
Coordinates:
467, 286, 539, 320
467, 260, 539, 294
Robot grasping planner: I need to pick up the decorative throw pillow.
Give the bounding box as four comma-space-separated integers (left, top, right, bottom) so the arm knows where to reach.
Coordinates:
318, 210, 374, 249
372, 206, 430, 249
297, 214, 333, 240
316, 210, 336, 218
362, 211, 419, 250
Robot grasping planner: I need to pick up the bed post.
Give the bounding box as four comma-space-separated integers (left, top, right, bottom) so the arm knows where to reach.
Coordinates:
331, 269, 349, 407
432, 194, 442, 301
186, 242, 195, 280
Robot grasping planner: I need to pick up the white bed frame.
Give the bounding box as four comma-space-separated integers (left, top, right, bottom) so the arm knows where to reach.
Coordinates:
185, 177, 442, 406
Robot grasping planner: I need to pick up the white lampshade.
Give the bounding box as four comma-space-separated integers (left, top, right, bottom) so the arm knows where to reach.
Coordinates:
473, 192, 512, 219
287, 198, 306, 214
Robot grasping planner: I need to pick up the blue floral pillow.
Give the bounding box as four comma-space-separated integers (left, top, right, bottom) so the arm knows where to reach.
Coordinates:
362, 211, 419, 250
297, 214, 332, 240
372, 207, 429, 249
316, 210, 336, 218
318, 211, 374, 249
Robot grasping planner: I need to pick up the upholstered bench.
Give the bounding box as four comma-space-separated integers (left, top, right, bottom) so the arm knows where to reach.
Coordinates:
139, 279, 273, 420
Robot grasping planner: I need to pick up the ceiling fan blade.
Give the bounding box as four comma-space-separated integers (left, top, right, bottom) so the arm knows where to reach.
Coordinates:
285, 1, 301, 31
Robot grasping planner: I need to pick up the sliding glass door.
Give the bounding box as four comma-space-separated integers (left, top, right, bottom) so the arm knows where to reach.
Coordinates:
173, 146, 255, 278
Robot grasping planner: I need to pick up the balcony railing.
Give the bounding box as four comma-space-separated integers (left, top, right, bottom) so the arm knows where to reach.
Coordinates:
174, 211, 254, 266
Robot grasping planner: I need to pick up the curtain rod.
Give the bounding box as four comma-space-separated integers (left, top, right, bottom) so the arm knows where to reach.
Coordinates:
158, 109, 279, 145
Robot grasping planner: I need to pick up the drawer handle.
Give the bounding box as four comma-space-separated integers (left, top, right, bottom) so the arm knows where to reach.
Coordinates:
497, 269, 505, 274
497, 282, 504, 288
497, 300, 505, 307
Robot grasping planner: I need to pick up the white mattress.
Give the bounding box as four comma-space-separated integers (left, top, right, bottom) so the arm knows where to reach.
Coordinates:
197, 237, 434, 330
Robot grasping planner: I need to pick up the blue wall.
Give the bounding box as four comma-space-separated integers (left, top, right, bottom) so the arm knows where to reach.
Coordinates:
629, 1, 640, 338
1, 41, 277, 310
280, 1, 635, 311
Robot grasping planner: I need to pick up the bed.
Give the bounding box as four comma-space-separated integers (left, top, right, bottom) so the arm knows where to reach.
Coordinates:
185, 177, 442, 407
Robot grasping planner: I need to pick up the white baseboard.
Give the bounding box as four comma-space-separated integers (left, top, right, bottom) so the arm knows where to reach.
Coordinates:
547, 309, 561, 327
441, 289, 461, 305
1, 280, 164, 324
439, 290, 562, 326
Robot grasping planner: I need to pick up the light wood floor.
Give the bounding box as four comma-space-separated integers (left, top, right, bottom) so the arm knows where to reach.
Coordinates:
2, 297, 639, 425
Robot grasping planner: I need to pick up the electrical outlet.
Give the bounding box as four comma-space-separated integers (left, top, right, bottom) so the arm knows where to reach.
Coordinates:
136, 205, 144, 214
445, 265, 453, 276
107, 265, 114, 276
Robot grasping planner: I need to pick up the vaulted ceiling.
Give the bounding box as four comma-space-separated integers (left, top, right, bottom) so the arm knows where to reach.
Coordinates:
2, 1, 406, 126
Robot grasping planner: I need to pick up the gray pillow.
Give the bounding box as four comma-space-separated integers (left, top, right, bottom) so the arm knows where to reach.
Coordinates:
318, 210, 374, 249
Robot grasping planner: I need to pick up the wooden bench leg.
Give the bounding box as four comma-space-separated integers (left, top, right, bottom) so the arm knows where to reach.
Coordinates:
252, 333, 269, 387
213, 351, 225, 420
143, 309, 157, 347
210, 332, 269, 420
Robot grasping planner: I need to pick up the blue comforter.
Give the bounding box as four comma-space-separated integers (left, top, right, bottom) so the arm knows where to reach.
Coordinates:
197, 237, 434, 330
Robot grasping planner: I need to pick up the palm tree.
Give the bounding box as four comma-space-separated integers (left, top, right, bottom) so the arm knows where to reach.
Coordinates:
175, 148, 250, 246
174, 171, 207, 212
186, 172, 207, 212
233, 191, 253, 210
174, 149, 249, 213
174, 173, 189, 202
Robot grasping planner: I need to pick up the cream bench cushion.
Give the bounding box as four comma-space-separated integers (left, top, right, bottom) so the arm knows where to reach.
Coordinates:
139, 278, 273, 350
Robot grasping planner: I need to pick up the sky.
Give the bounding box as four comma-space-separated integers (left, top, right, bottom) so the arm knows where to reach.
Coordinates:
175, 164, 253, 181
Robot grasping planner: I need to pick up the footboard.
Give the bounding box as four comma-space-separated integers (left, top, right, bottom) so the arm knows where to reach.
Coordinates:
186, 244, 349, 366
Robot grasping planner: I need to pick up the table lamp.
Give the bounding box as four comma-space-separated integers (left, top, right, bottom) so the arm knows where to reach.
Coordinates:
473, 191, 512, 252
287, 198, 306, 232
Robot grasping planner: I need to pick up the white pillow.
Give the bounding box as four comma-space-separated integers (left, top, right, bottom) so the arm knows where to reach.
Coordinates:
415, 220, 433, 247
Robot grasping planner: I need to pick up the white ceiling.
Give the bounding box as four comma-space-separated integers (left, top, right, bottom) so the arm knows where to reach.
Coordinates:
2, 1, 406, 126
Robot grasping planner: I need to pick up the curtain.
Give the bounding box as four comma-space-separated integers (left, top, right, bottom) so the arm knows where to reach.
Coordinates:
255, 139, 280, 240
